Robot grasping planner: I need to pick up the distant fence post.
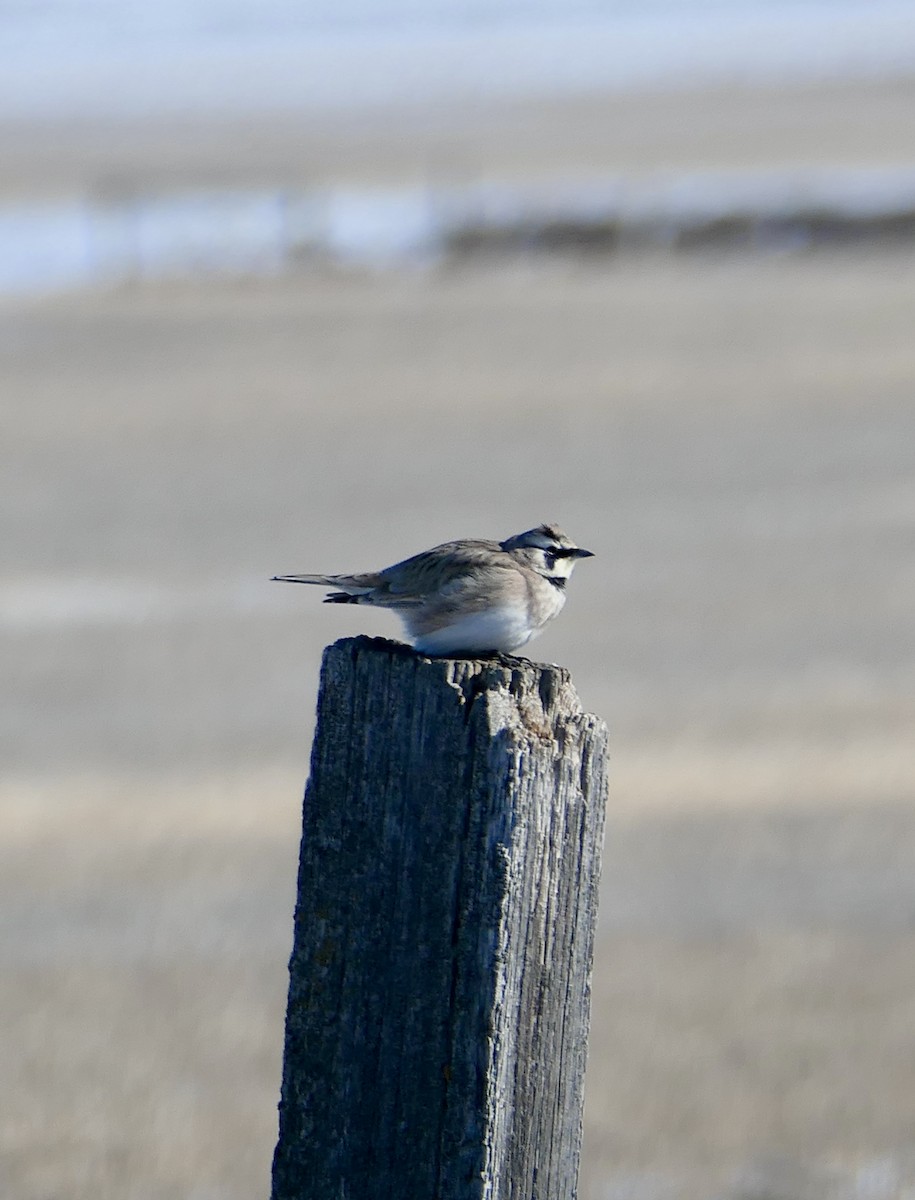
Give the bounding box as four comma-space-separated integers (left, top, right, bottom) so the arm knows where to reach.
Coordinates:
271, 636, 609, 1200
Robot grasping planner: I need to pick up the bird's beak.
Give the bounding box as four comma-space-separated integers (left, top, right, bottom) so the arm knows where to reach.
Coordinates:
573, 547, 595, 559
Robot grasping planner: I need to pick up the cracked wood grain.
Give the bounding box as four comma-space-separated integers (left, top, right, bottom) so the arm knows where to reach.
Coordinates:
271, 636, 609, 1200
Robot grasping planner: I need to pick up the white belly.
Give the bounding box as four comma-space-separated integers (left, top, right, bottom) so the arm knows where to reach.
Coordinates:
411, 606, 539, 655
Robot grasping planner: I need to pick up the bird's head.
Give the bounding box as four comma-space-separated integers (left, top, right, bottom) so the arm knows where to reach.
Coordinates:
500, 523, 594, 586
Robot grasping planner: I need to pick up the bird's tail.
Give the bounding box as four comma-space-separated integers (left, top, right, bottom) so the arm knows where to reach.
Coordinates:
271, 572, 335, 586
271, 571, 381, 592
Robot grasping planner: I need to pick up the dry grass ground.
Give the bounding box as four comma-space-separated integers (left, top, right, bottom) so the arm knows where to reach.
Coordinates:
3, 78, 915, 1199
2, 75, 915, 200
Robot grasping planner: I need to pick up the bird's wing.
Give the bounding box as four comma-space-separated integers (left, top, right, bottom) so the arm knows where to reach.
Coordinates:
379, 539, 504, 595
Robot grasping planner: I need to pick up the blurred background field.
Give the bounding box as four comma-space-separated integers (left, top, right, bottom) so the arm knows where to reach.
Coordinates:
3, 4, 915, 1199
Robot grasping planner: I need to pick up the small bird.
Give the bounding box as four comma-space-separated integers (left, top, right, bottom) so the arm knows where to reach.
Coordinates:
272, 523, 594, 656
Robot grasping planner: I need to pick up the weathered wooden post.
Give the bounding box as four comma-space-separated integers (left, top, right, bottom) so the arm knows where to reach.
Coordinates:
271, 636, 608, 1200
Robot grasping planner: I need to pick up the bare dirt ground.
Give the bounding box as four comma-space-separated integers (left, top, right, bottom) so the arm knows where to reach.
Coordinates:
2, 79, 915, 1200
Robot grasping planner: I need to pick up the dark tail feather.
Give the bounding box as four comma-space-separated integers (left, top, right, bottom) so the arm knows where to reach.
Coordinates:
323, 591, 363, 605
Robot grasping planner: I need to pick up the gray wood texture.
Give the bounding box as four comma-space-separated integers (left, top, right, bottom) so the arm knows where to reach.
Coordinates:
271, 636, 608, 1200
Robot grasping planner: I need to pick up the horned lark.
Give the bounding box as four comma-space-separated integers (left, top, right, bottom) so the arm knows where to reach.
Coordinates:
272, 523, 593, 656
